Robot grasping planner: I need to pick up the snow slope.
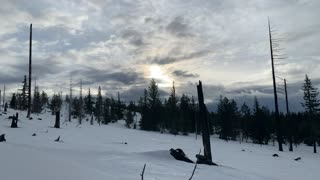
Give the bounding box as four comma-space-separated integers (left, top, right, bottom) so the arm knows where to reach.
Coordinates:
0, 108, 319, 180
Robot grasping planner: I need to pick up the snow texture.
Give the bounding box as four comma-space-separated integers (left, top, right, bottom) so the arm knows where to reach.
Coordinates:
0, 108, 319, 180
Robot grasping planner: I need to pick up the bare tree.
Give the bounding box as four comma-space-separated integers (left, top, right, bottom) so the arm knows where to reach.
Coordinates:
27, 24, 32, 118
268, 18, 287, 151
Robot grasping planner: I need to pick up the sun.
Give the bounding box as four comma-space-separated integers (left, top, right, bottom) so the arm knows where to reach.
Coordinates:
150, 65, 163, 79
149, 65, 173, 87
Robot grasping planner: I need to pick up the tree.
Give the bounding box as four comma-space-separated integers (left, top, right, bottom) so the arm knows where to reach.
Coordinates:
240, 102, 251, 142
125, 101, 135, 128
95, 86, 103, 125
9, 93, 17, 109
139, 89, 149, 130
103, 98, 111, 124
166, 82, 179, 134
72, 97, 81, 118
49, 93, 62, 114
20, 75, 28, 110
301, 75, 320, 153
217, 96, 238, 140
84, 88, 94, 115
32, 85, 42, 113
251, 97, 270, 145
115, 92, 124, 120
40, 91, 49, 109
146, 79, 162, 131
180, 94, 193, 135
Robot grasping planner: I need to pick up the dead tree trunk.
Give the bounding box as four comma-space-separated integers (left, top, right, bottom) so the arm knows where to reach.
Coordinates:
196, 81, 213, 165
4, 103, 7, 112
27, 24, 32, 118
54, 111, 60, 128
11, 113, 18, 128
268, 18, 283, 151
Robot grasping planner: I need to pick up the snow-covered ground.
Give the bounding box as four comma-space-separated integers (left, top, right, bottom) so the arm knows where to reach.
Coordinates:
0, 108, 319, 180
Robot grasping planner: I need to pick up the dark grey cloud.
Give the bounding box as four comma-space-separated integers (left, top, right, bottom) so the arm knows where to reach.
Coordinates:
172, 70, 199, 78
121, 29, 145, 47
71, 67, 146, 86
166, 16, 193, 37
147, 50, 210, 65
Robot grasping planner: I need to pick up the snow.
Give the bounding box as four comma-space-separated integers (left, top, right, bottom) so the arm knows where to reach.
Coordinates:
0, 108, 319, 180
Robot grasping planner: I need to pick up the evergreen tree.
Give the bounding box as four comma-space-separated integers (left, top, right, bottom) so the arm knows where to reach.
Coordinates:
217, 96, 238, 140
9, 93, 17, 109
40, 91, 48, 109
20, 75, 28, 110
180, 94, 192, 135
115, 92, 124, 120
251, 97, 270, 144
240, 102, 251, 142
146, 79, 162, 131
301, 75, 320, 153
103, 98, 111, 124
49, 93, 62, 114
139, 90, 148, 130
125, 101, 135, 128
84, 88, 94, 115
110, 97, 117, 122
166, 82, 179, 134
31, 86, 42, 113
72, 97, 81, 117
95, 86, 103, 124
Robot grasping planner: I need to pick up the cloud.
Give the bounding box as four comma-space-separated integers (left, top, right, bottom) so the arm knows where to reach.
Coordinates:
166, 16, 193, 37
147, 50, 210, 65
71, 67, 145, 86
172, 70, 199, 78
0, 0, 319, 112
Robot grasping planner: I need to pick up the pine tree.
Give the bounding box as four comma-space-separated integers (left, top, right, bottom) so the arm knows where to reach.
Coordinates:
95, 86, 103, 125
49, 93, 62, 114
32, 85, 42, 113
115, 92, 124, 120
103, 98, 111, 124
20, 75, 28, 110
301, 75, 320, 153
166, 82, 179, 134
146, 79, 162, 131
217, 96, 238, 140
240, 102, 251, 142
252, 97, 270, 144
9, 93, 17, 109
72, 97, 81, 117
84, 88, 94, 115
180, 94, 192, 135
110, 97, 117, 122
125, 101, 135, 128
40, 91, 48, 109
139, 90, 148, 130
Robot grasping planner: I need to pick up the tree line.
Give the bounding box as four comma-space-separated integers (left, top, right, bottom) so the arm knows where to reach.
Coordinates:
8, 75, 320, 152
137, 76, 320, 153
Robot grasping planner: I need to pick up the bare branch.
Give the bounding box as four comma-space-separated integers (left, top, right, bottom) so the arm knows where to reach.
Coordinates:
140, 164, 146, 180
189, 149, 201, 180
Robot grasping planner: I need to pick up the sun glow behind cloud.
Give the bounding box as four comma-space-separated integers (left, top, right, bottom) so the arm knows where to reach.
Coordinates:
149, 65, 173, 87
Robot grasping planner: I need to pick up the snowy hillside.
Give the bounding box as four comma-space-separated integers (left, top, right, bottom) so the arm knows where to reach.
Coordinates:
0, 108, 319, 180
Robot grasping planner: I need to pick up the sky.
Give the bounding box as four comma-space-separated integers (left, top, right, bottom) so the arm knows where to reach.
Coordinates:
0, 0, 320, 112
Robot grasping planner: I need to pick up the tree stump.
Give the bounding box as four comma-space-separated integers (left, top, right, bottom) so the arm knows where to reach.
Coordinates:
0, 134, 6, 142
10, 113, 18, 128
54, 111, 60, 128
